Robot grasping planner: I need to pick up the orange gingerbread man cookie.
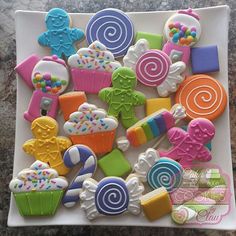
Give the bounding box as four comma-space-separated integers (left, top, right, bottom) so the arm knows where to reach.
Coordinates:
23, 116, 72, 175
175, 74, 227, 120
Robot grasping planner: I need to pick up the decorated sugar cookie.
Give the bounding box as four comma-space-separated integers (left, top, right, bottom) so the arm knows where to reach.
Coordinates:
23, 116, 72, 175
9, 161, 68, 216
15, 54, 69, 122
64, 103, 118, 154
124, 39, 186, 97
62, 145, 97, 208
86, 8, 134, 58
99, 67, 146, 128
162, 9, 201, 64
126, 104, 186, 147
159, 118, 215, 168
38, 8, 84, 58
80, 175, 144, 220
175, 74, 227, 120
134, 148, 183, 192
68, 41, 121, 93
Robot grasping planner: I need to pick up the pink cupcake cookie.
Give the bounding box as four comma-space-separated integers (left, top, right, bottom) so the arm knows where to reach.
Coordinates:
68, 40, 121, 94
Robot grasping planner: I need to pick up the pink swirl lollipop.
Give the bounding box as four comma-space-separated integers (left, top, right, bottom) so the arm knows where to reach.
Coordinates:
136, 50, 171, 87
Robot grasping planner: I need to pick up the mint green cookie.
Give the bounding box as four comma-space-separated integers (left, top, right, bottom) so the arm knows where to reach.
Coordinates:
99, 67, 146, 128
98, 149, 132, 177
135, 32, 163, 49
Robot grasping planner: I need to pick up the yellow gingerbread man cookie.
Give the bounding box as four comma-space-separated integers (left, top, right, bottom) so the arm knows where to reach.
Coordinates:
23, 116, 72, 175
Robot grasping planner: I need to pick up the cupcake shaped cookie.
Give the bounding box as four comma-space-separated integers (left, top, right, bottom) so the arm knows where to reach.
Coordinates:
64, 103, 118, 154
68, 40, 121, 94
9, 161, 68, 216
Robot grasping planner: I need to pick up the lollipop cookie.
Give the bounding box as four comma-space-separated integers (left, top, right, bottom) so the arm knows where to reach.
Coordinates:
38, 8, 84, 58
9, 161, 68, 216
62, 145, 97, 208
86, 8, 134, 58
134, 148, 183, 192
126, 104, 186, 147
64, 103, 118, 154
175, 74, 227, 120
124, 39, 186, 97
68, 41, 121, 93
15, 55, 69, 122
80, 175, 144, 220
163, 9, 201, 64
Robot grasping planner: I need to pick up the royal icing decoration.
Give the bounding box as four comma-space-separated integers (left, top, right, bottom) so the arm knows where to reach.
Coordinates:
23, 116, 72, 175
62, 145, 97, 208
64, 103, 118, 135
134, 148, 183, 192
164, 9, 201, 46
80, 176, 144, 220
15, 55, 69, 122
68, 40, 121, 72
175, 74, 227, 120
126, 104, 186, 147
86, 8, 134, 57
9, 161, 68, 192
99, 67, 146, 129
123, 39, 186, 95
116, 136, 130, 152
159, 118, 215, 168
38, 8, 84, 58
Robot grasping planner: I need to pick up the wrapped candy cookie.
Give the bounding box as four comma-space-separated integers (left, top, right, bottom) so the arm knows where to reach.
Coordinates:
79, 175, 144, 220
15, 54, 69, 122
162, 8, 201, 65
123, 39, 186, 97
9, 161, 68, 216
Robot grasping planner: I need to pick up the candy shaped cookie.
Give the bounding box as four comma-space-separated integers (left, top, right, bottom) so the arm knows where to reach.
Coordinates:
99, 67, 146, 128
86, 8, 134, 58
38, 8, 84, 58
62, 145, 97, 208
175, 74, 227, 121
64, 103, 118, 155
134, 148, 183, 192
159, 118, 215, 168
9, 161, 68, 216
162, 8, 201, 64
23, 116, 72, 175
80, 175, 144, 220
68, 41, 121, 93
15, 54, 69, 122
126, 104, 186, 147
123, 39, 186, 97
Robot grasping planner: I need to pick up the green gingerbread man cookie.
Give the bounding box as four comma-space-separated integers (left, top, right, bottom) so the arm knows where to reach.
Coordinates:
99, 67, 146, 128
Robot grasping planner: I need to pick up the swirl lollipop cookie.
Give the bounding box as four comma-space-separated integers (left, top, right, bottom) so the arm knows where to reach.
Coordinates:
124, 39, 186, 97
80, 175, 144, 220
134, 148, 183, 192
62, 145, 97, 208
86, 8, 134, 58
175, 74, 227, 120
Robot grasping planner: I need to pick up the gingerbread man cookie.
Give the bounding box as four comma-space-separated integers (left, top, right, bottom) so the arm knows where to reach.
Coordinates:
99, 67, 146, 128
38, 8, 84, 58
23, 116, 72, 175
159, 118, 215, 168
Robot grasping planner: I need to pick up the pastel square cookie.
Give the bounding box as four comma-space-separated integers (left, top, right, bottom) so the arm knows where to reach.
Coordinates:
140, 187, 172, 221
135, 32, 163, 49
191, 45, 219, 74
98, 149, 132, 177
146, 98, 172, 116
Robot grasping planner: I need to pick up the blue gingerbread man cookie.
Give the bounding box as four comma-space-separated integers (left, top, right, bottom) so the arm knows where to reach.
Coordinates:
38, 8, 84, 58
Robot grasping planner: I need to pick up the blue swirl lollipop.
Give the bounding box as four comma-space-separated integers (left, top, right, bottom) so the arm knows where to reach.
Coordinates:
86, 8, 134, 58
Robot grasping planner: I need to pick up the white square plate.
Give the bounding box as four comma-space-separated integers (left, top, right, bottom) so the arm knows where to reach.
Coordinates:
8, 5, 236, 229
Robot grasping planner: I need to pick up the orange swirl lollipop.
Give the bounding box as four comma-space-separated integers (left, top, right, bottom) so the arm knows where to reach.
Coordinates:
175, 74, 227, 120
